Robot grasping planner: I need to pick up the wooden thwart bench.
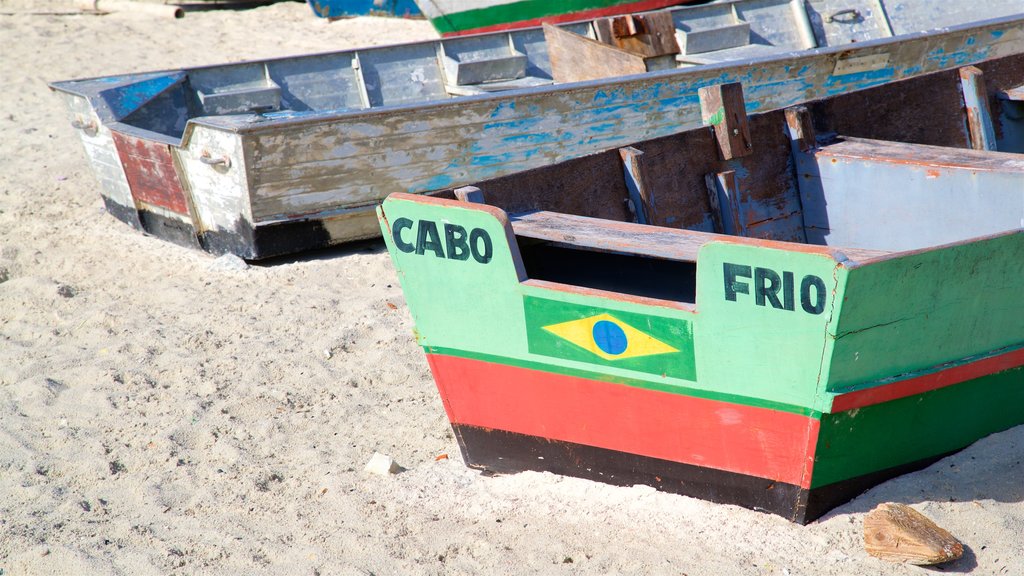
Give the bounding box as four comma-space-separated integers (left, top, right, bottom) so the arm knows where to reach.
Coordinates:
509, 210, 889, 264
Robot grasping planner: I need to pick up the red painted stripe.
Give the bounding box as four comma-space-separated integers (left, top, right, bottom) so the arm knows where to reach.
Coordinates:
426, 353, 819, 487
442, 0, 689, 37
830, 347, 1024, 413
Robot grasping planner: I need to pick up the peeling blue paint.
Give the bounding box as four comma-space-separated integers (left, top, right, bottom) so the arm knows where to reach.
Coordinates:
488, 101, 516, 119
421, 172, 454, 191
823, 68, 896, 96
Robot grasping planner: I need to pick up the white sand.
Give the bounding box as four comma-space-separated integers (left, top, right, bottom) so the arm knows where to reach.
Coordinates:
1, 1, 1022, 573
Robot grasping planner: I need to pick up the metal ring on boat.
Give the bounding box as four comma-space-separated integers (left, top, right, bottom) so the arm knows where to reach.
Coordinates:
71, 118, 98, 136
199, 152, 231, 170
827, 9, 862, 23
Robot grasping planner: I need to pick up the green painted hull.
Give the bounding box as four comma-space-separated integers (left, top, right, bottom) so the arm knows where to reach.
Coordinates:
379, 193, 1023, 521
376, 58, 1024, 520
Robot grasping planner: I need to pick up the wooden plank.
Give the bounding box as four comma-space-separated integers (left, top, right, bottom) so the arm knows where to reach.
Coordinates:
784, 106, 816, 152
173, 125, 253, 236
704, 170, 742, 235
618, 146, 654, 224
543, 23, 648, 83
511, 210, 712, 262
958, 65, 997, 150
698, 82, 752, 160
111, 131, 190, 215
814, 136, 1024, 172
509, 210, 886, 263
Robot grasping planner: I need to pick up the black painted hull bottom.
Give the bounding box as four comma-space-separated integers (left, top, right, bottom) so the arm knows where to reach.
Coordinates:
102, 198, 335, 259
452, 425, 952, 524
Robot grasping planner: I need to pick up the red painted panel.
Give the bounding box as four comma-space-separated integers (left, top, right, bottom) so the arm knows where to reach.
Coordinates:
426, 353, 820, 487
111, 131, 189, 215
444, 0, 689, 37
830, 347, 1024, 413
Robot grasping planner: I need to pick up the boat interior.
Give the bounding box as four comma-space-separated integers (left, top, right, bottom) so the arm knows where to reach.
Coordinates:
442, 57, 1024, 305
51, 0, 1022, 144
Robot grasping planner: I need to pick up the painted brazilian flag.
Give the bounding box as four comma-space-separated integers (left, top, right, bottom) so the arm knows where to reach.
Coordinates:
525, 296, 696, 381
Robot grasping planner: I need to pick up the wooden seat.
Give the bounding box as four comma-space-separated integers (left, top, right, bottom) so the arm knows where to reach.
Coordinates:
511, 210, 724, 262
509, 209, 890, 264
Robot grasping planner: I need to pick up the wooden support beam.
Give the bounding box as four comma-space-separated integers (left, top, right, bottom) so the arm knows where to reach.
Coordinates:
704, 170, 742, 235
618, 146, 655, 225
698, 82, 752, 160
959, 66, 996, 151
784, 106, 816, 152
453, 186, 484, 203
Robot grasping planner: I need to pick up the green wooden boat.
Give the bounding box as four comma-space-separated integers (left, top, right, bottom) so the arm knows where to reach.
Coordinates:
378, 55, 1024, 523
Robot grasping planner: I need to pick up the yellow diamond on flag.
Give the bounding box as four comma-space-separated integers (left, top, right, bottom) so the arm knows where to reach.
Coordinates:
542, 313, 678, 361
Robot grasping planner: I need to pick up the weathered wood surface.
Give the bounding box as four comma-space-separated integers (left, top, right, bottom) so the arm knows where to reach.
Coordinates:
814, 136, 1024, 172
864, 503, 964, 565
593, 11, 679, 57
111, 131, 189, 215
544, 23, 648, 83
509, 210, 888, 263
784, 106, 815, 152
510, 210, 714, 262
57, 93, 142, 229
959, 66, 997, 151
699, 82, 752, 160
618, 146, 654, 224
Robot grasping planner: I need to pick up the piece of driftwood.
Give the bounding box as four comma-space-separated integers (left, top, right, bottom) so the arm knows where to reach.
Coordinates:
864, 503, 964, 565
75, 0, 185, 18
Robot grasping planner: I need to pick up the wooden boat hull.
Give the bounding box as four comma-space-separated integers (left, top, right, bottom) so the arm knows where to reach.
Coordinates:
377, 55, 1024, 521
381, 197, 1024, 523
415, 0, 693, 36
51, 4, 1024, 259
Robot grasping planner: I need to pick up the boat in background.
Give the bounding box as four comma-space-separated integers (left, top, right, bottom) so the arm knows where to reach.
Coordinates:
50, 0, 1024, 259
377, 54, 1024, 523
307, 0, 420, 19
414, 0, 705, 36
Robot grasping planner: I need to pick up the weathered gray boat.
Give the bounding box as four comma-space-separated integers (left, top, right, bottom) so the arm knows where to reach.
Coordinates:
50, 0, 1024, 259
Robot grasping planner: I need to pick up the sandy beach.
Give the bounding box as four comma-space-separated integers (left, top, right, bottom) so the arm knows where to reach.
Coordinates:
0, 1, 1022, 573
